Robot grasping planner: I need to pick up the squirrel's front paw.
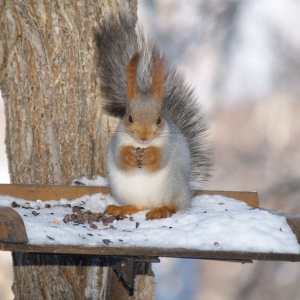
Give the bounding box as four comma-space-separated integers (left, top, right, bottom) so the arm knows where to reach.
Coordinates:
119, 146, 139, 170
146, 205, 176, 220
139, 147, 161, 171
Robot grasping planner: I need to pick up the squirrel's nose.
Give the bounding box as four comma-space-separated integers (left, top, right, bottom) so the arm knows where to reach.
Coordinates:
140, 137, 148, 142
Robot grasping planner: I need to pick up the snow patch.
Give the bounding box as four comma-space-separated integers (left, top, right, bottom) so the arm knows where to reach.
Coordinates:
0, 192, 299, 254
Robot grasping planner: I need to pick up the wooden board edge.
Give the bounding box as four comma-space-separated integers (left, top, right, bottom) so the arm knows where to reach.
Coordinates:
0, 206, 28, 243
0, 184, 110, 201
195, 190, 259, 208
0, 184, 259, 208
0, 243, 299, 262
286, 217, 300, 245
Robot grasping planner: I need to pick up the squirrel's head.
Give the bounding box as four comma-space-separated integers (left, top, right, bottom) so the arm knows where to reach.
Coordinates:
124, 51, 166, 143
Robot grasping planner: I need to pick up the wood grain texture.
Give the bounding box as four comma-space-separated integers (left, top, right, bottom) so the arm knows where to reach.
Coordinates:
12, 253, 113, 300
0, 0, 131, 185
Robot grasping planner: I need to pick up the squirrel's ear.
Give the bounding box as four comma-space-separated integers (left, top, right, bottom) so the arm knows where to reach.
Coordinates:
127, 52, 140, 104
151, 50, 165, 103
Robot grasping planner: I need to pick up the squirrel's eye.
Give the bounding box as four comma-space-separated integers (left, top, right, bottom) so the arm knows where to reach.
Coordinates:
129, 115, 133, 123
157, 117, 161, 125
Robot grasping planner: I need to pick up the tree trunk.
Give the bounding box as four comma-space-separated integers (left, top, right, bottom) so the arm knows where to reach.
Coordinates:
0, 1, 155, 299
0, 0, 135, 184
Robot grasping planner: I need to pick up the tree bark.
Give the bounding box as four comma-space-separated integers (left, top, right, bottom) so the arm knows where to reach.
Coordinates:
0, 0, 138, 185
0, 0, 155, 299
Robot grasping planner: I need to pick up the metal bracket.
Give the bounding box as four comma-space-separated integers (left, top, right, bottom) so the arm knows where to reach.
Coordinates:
111, 256, 160, 295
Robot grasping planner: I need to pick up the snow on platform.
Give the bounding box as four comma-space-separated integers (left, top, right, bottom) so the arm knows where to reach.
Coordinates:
0, 192, 299, 254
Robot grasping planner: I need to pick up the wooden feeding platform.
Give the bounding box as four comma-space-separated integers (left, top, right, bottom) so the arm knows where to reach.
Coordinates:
0, 184, 300, 263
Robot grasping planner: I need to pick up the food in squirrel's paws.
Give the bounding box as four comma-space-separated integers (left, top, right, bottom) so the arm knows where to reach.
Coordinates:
136, 147, 145, 168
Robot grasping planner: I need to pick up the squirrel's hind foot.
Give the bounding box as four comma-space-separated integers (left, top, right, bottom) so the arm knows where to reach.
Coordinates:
104, 205, 143, 216
146, 205, 176, 220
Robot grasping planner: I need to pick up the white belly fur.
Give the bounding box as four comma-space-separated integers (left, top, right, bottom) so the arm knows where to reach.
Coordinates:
106, 120, 189, 209
109, 163, 171, 208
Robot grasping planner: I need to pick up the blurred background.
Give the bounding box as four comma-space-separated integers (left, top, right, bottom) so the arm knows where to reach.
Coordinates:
1, 0, 300, 299
139, 1, 300, 299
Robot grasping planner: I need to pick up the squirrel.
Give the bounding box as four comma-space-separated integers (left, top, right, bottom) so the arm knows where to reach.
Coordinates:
95, 17, 212, 220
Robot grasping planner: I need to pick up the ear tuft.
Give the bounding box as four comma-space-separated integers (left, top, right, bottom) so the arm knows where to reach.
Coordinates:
150, 49, 165, 103
127, 52, 140, 104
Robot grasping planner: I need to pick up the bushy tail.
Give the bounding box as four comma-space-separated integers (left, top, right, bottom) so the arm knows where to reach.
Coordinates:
96, 17, 212, 189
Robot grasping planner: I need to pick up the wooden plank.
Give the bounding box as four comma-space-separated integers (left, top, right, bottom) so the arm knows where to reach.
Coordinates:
0, 184, 259, 207
0, 184, 110, 201
195, 190, 259, 208
0, 190, 297, 262
286, 217, 300, 244
0, 206, 28, 243
0, 242, 299, 262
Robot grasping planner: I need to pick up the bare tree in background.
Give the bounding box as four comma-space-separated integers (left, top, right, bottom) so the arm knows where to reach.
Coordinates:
0, 1, 155, 299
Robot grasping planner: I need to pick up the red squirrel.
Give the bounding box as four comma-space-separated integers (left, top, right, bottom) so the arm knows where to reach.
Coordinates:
96, 18, 212, 220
